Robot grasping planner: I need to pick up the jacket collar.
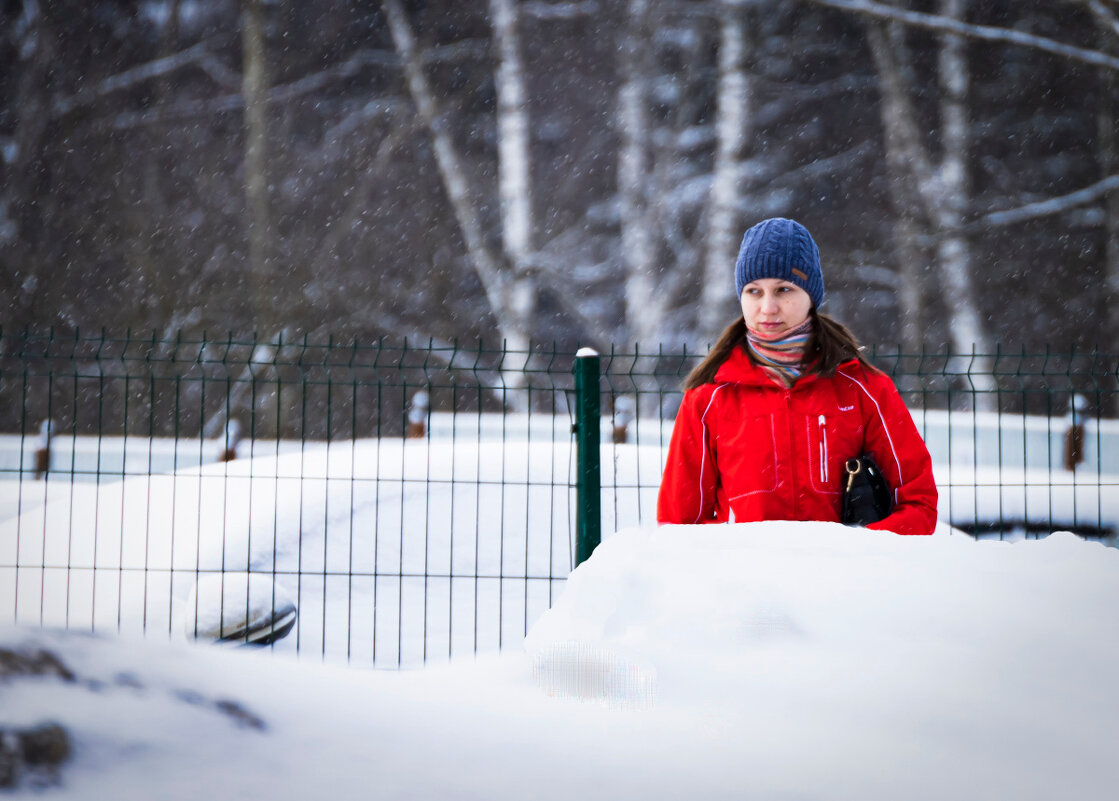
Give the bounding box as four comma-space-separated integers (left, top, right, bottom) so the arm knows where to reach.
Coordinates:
713, 345, 859, 388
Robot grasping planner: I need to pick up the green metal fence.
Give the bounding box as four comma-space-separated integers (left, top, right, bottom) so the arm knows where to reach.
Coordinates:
1, 329, 1116, 667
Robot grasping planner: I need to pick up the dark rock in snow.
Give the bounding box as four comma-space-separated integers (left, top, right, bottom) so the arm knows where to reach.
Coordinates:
0, 646, 76, 682
0, 723, 71, 789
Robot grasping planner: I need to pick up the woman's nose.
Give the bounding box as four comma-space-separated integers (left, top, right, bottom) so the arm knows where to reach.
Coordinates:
760, 294, 779, 313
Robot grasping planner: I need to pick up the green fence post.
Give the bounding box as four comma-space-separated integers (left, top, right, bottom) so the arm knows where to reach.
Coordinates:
574, 347, 601, 566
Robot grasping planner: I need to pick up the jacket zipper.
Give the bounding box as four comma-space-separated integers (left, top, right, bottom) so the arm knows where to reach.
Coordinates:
818, 414, 828, 484
784, 389, 795, 519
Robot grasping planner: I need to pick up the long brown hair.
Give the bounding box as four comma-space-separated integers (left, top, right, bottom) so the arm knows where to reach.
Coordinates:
683, 309, 872, 390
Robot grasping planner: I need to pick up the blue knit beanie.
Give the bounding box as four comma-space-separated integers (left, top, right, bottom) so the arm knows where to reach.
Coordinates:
734, 218, 825, 308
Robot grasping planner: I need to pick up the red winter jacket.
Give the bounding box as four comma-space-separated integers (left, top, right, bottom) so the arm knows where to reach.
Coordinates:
657, 347, 938, 535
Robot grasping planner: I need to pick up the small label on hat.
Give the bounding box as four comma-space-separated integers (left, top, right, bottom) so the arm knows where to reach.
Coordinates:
791, 267, 808, 281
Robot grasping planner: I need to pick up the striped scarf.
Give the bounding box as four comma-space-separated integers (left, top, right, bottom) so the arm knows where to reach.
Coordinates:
745, 319, 814, 387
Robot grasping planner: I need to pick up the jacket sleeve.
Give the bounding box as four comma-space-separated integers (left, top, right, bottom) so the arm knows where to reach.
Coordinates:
853, 369, 939, 535
657, 385, 720, 524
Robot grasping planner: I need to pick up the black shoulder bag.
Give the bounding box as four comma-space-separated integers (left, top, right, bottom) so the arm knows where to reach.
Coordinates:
841, 454, 893, 526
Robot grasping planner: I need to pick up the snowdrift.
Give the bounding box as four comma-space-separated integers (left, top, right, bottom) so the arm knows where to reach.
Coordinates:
3, 521, 1118, 800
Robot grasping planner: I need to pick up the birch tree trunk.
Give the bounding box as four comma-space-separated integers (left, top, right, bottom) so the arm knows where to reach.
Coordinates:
1098, 14, 1119, 415
381, 0, 533, 408
866, 21, 935, 354
934, 0, 996, 407
242, 0, 274, 330
700, 0, 751, 344
866, 5, 996, 409
489, 0, 537, 357
619, 0, 662, 347
1100, 16, 1119, 369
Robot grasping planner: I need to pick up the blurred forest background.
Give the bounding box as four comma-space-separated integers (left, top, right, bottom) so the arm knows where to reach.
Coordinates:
1, 0, 1117, 357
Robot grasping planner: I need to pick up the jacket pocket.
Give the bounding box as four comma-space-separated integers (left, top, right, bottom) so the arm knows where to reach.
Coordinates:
722, 413, 779, 501
807, 411, 861, 495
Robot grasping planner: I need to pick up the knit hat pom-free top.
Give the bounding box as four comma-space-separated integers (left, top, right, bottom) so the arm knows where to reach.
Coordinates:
734, 218, 825, 308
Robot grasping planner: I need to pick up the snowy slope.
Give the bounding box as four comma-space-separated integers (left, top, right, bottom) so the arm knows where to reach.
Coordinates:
3, 521, 1118, 800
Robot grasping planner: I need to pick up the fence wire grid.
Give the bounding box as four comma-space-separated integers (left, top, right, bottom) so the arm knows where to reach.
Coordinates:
1, 329, 1116, 668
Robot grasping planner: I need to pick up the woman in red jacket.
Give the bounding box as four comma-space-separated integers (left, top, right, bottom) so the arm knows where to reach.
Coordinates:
657, 217, 938, 535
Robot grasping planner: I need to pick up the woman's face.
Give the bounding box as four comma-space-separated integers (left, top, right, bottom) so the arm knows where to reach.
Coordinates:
740, 279, 813, 338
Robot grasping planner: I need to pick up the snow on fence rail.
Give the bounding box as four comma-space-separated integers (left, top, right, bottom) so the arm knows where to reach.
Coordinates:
0, 330, 1116, 667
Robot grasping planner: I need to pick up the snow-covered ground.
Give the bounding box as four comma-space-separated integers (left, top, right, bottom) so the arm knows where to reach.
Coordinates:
3, 522, 1118, 799
1, 436, 588, 666
1, 411, 1117, 668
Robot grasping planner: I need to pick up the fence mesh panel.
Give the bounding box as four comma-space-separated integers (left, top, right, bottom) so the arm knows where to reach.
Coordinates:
1, 329, 1116, 667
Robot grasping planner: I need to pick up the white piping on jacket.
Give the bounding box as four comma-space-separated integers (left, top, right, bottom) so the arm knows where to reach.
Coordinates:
695, 384, 727, 523
837, 369, 904, 503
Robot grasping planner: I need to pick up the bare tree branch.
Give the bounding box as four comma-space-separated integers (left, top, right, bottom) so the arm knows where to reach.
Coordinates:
194, 54, 242, 92
975, 173, 1119, 229
306, 314, 511, 401
805, 0, 1119, 72
265, 43, 488, 105
532, 269, 618, 348
70, 43, 488, 130
527, 251, 616, 284
754, 140, 877, 194
298, 99, 412, 171
521, 1, 601, 20
108, 86, 402, 132
308, 125, 412, 266
51, 41, 215, 119
107, 95, 239, 130
1085, 0, 1119, 38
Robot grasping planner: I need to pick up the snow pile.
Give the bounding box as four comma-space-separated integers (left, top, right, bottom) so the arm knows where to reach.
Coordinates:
3, 521, 1118, 800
